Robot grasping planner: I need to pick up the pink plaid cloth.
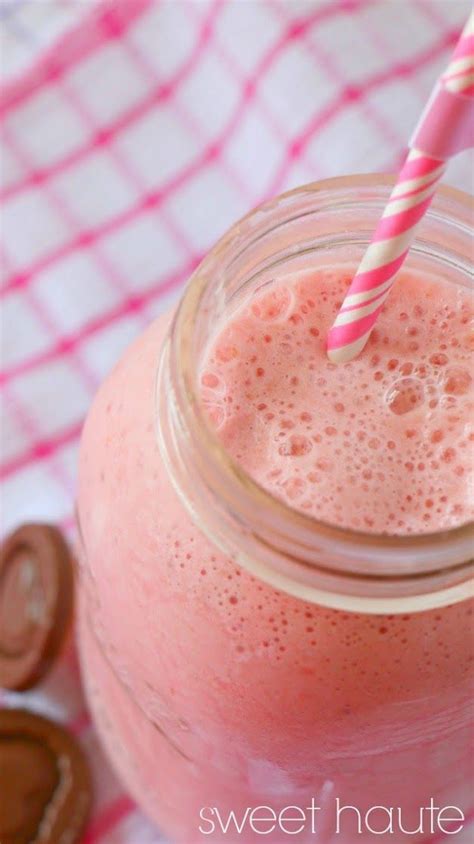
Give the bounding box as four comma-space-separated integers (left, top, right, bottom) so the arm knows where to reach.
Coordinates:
1, 1, 473, 841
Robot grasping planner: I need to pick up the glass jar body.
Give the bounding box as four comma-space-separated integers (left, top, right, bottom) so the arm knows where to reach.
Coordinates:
77, 179, 473, 843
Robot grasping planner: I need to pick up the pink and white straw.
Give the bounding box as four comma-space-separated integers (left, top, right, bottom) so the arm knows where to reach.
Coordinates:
327, 11, 474, 365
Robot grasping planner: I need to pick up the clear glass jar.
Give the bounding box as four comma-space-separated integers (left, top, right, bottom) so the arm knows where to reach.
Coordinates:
77, 176, 474, 844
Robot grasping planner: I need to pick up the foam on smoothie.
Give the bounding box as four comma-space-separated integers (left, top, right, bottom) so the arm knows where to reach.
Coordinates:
200, 267, 473, 534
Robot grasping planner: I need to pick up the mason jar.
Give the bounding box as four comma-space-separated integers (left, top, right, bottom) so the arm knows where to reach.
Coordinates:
77, 176, 473, 844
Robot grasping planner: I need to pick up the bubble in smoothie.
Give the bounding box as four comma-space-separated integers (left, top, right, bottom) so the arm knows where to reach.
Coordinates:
201, 372, 224, 393
441, 367, 472, 396
278, 435, 312, 457
251, 286, 294, 322
215, 325, 244, 363
385, 378, 425, 415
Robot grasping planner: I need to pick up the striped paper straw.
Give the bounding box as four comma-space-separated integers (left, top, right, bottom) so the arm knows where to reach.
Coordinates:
327, 11, 474, 365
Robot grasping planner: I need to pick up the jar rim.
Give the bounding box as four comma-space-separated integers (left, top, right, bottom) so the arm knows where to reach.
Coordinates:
267, 172, 474, 212
159, 174, 474, 611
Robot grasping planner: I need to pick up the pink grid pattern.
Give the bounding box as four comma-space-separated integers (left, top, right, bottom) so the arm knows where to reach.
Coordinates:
1, 1, 473, 841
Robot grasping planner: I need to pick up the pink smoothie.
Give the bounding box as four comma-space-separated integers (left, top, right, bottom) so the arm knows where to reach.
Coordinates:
77, 265, 473, 843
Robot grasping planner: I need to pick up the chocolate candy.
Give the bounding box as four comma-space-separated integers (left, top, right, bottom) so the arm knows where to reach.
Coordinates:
0, 524, 74, 691
0, 708, 91, 844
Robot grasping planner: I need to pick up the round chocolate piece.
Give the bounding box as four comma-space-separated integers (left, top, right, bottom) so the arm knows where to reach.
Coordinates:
0, 708, 91, 844
0, 524, 74, 690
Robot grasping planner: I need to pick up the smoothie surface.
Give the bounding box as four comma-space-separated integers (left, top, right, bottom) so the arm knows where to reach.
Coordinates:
200, 268, 473, 533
